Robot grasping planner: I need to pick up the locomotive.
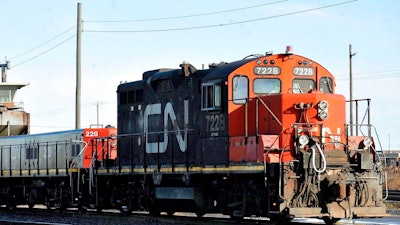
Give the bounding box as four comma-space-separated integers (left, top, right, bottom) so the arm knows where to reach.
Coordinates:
113, 49, 388, 223
0, 49, 388, 224
0, 127, 116, 210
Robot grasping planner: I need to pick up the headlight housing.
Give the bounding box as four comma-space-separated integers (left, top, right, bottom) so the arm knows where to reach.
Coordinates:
298, 134, 309, 146
318, 100, 329, 120
363, 137, 373, 148
318, 100, 329, 110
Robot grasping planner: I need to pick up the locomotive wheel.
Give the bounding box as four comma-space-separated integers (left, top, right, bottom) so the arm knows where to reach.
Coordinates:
166, 211, 175, 216
78, 205, 88, 213
269, 214, 292, 225
121, 204, 132, 215
6, 193, 16, 211
196, 210, 205, 218
229, 212, 243, 221
149, 206, 160, 217
28, 203, 35, 209
145, 180, 160, 217
322, 217, 341, 225
6, 198, 16, 211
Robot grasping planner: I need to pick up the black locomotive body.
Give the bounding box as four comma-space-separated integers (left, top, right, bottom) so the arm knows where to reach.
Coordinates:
113, 62, 256, 216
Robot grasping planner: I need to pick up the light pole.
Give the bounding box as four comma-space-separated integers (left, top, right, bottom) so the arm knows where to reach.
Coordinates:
94, 101, 103, 126
349, 44, 356, 136
76, 3, 82, 129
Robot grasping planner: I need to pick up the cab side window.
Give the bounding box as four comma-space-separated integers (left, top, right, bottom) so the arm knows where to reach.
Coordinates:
233, 75, 248, 104
202, 82, 221, 110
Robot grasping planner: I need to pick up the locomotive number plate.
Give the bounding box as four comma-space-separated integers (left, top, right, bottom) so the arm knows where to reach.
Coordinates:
293, 67, 314, 76
85, 130, 99, 137
205, 114, 225, 134
254, 66, 281, 75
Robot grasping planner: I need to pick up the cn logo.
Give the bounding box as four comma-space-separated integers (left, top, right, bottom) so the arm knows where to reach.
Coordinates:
144, 100, 188, 154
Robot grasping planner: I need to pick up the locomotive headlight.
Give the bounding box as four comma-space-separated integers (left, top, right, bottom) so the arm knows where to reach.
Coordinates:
298, 134, 309, 146
318, 100, 329, 120
363, 137, 373, 148
318, 100, 329, 110
318, 111, 328, 120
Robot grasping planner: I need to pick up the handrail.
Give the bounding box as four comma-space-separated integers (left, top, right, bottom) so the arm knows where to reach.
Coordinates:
69, 140, 88, 169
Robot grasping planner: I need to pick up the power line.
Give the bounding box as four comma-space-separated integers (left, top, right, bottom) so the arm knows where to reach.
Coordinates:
12, 34, 76, 68
336, 71, 400, 81
85, 0, 288, 23
358, 73, 400, 80
84, 0, 357, 33
30, 125, 75, 129
336, 69, 400, 77
9, 25, 76, 60
29, 101, 116, 115
356, 69, 400, 75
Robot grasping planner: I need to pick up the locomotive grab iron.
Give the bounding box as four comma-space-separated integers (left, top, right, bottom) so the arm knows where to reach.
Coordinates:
0, 50, 388, 224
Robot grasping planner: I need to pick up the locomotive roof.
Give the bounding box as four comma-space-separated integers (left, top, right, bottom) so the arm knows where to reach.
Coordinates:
140, 59, 251, 84
202, 58, 254, 81
117, 80, 144, 92
0, 129, 85, 140
117, 53, 333, 93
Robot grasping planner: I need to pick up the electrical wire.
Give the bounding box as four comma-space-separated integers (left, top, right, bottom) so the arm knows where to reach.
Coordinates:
12, 34, 76, 68
84, 0, 357, 33
336, 69, 400, 76
29, 102, 115, 115
352, 73, 400, 80
85, 0, 288, 23
336, 70, 400, 81
9, 25, 76, 60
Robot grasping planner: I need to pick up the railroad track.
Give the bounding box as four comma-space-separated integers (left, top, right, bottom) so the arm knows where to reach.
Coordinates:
0, 207, 311, 225
1, 192, 399, 225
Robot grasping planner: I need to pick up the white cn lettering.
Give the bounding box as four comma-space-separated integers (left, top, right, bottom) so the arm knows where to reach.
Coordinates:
144, 100, 188, 154
322, 127, 341, 144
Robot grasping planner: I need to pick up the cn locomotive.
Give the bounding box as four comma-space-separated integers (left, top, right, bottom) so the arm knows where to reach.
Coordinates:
0, 49, 388, 224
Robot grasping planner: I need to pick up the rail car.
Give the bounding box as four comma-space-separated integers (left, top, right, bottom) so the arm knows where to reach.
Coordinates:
0, 127, 116, 210
106, 49, 388, 224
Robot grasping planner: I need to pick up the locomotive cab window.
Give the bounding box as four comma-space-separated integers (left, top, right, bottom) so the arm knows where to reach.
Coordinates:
253, 78, 281, 95
202, 82, 221, 110
119, 89, 143, 105
319, 77, 333, 93
292, 78, 315, 94
233, 75, 249, 104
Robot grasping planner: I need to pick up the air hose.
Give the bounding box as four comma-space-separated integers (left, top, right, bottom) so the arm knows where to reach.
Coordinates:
311, 143, 326, 173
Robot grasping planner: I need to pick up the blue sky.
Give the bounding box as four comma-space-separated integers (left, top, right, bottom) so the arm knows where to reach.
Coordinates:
0, 0, 399, 150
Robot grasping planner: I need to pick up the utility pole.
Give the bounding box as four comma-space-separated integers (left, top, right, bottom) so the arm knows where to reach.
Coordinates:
75, 3, 82, 129
94, 101, 103, 126
349, 44, 356, 136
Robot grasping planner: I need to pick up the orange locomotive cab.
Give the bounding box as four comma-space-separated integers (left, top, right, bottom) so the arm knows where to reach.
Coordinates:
224, 52, 386, 222
227, 53, 346, 164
